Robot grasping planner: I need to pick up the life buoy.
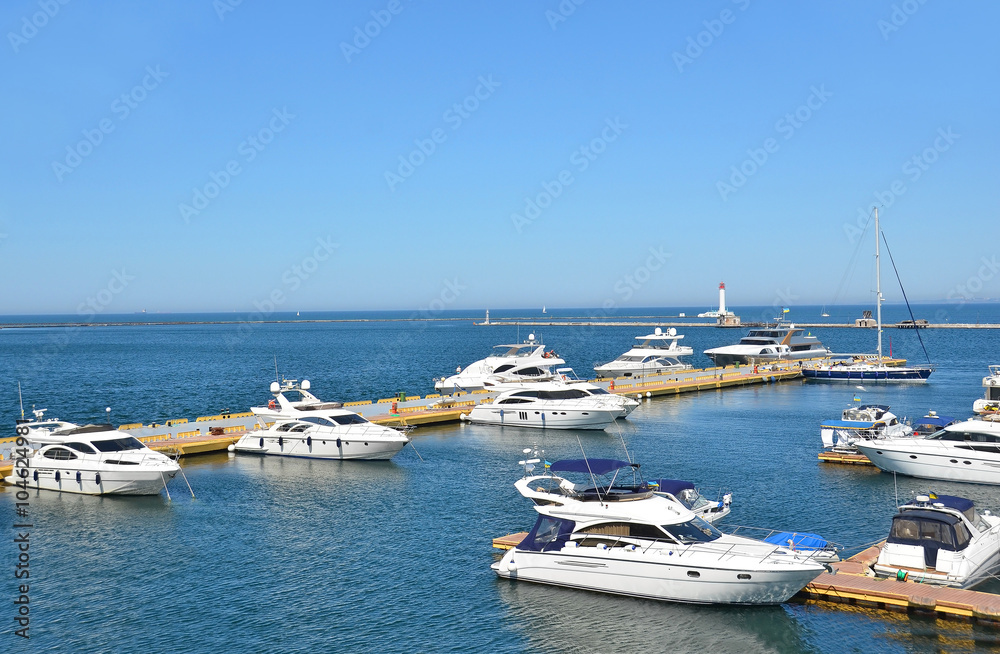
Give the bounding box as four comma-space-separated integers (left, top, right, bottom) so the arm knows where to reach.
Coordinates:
268, 400, 277, 409
561, 375, 568, 381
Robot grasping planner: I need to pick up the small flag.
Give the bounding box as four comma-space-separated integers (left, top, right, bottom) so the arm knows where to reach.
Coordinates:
544, 460, 551, 469
929, 492, 938, 500
853, 396, 861, 402
782, 307, 790, 313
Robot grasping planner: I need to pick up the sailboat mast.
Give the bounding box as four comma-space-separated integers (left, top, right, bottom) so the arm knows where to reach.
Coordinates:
875, 207, 883, 361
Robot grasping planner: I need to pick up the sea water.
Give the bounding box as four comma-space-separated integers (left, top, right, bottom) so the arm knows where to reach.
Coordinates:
2, 305, 1000, 652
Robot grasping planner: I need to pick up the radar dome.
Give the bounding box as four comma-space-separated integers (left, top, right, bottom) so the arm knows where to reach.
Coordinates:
270, 382, 280, 393
301, 380, 310, 390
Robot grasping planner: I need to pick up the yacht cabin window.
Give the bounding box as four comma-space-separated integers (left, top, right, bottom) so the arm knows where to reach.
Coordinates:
64, 442, 97, 454
331, 414, 368, 425
661, 518, 722, 544
42, 447, 78, 460
91, 437, 145, 452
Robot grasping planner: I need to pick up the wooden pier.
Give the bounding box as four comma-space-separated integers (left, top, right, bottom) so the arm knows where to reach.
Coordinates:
800, 544, 1000, 624
817, 450, 874, 466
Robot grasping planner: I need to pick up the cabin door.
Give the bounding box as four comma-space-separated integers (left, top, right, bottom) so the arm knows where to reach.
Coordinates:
923, 543, 939, 569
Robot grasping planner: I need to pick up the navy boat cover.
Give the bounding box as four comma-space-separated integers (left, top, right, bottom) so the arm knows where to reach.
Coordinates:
648, 479, 695, 495
905, 494, 974, 513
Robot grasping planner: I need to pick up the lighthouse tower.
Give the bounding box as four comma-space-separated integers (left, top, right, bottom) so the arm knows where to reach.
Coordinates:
718, 282, 727, 315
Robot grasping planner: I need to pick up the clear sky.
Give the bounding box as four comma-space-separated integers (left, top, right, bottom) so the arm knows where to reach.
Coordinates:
2, 1, 997, 315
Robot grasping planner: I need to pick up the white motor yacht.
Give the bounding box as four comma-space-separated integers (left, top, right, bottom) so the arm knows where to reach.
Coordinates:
467, 384, 623, 430
5, 423, 180, 496
435, 335, 563, 393
872, 494, 1000, 588
484, 372, 639, 419
234, 417, 409, 460
492, 456, 827, 604
820, 402, 913, 451
856, 418, 1000, 484
704, 322, 830, 366
236, 379, 409, 460
594, 328, 693, 378
973, 365, 1000, 415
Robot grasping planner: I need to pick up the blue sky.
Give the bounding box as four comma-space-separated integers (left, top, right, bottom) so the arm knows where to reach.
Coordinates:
2, 1, 997, 315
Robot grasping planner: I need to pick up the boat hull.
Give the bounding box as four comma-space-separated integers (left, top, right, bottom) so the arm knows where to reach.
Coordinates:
468, 406, 618, 430
856, 442, 1000, 485
803, 367, 931, 382
492, 548, 822, 605
233, 432, 407, 460
6, 465, 179, 496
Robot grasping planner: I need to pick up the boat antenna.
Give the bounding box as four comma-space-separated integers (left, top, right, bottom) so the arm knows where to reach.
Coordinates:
880, 231, 932, 364
274, 355, 280, 384
18, 382, 24, 420
577, 435, 603, 503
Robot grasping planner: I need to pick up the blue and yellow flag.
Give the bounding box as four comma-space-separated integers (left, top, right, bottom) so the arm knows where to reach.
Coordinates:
782, 307, 790, 313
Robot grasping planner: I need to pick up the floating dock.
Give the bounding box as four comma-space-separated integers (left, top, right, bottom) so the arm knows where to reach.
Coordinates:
489, 534, 1000, 624
801, 544, 1000, 624
817, 450, 874, 466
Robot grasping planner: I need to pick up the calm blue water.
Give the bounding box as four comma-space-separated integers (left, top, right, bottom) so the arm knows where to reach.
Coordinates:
2, 305, 1000, 652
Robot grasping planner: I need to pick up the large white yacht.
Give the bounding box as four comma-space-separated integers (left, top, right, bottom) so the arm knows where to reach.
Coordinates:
435, 335, 563, 393
234, 379, 409, 460
467, 384, 622, 430
233, 417, 409, 460
973, 365, 1000, 415
492, 456, 827, 604
856, 418, 1000, 484
483, 373, 640, 419
594, 328, 693, 378
872, 494, 1000, 588
704, 323, 830, 366
5, 423, 180, 496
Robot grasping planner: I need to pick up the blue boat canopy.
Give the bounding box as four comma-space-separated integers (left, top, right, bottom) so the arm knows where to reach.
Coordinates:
648, 479, 695, 495
763, 532, 829, 551
549, 459, 637, 475
821, 420, 879, 429
904, 494, 974, 514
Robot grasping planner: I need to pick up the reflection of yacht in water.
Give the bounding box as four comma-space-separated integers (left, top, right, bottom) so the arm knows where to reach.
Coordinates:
435, 334, 563, 392
703, 322, 830, 366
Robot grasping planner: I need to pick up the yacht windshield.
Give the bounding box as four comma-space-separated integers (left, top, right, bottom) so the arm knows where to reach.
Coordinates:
91, 437, 145, 452
332, 414, 368, 425
662, 518, 722, 544
490, 345, 533, 358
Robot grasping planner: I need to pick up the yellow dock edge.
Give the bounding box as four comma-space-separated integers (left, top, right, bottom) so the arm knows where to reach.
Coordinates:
817, 451, 874, 466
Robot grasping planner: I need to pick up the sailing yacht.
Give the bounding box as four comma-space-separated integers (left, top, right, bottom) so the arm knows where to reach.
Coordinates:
802, 208, 932, 382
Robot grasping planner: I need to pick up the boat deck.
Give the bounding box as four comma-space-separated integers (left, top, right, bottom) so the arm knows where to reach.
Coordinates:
818, 450, 874, 466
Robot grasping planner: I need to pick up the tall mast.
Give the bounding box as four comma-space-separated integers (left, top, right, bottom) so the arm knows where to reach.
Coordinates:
875, 207, 882, 361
